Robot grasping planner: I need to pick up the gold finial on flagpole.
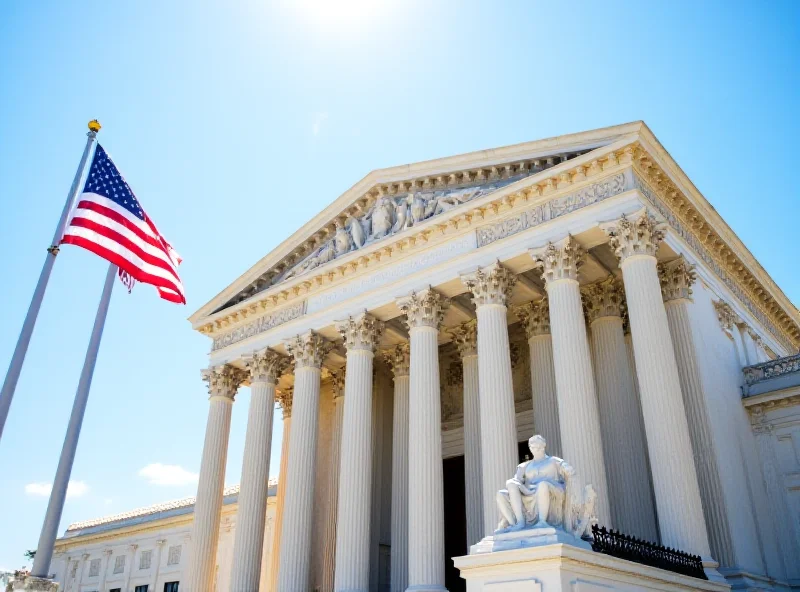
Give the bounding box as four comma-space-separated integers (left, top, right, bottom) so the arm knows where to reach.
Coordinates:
88, 119, 101, 133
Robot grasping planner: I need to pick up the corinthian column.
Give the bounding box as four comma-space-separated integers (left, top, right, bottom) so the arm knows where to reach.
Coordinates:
333, 313, 384, 592
515, 298, 561, 458
396, 288, 448, 592
230, 350, 288, 592
385, 344, 410, 592
583, 278, 657, 541
462, 262, 518, 536
530, 237, 611, 526
321, 371, 345, 592
269, 388, 293, 592
188, 364, 245, 592
277, 332, 331, 592
602, 211, 712, 561
450, 321, 483, 547
658, 257, 734, 565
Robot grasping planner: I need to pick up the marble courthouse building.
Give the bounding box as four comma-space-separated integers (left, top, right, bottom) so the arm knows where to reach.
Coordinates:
171, 121, 800, 592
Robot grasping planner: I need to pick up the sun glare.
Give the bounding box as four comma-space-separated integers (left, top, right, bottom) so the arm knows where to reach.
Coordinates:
292, 0, 382, 31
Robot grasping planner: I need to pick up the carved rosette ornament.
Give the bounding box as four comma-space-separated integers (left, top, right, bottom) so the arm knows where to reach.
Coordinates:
658, 256, 697, 302
284, 331, 332, 369
515, 298, 550, 338
243, 349, 289, 384
530, 235, 585, 284
602, 210, 666, 261
462, 261, 517, 307
582, 277, 624, 323
202, 364, 247, 401
449, 320, 478, 358
335, 312, 384, 353
383, 343, 411, 377
396, 287, 449, 330
276, 386, 293, 418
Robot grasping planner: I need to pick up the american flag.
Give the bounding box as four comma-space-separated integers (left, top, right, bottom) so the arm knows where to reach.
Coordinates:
61, 145, 185, 304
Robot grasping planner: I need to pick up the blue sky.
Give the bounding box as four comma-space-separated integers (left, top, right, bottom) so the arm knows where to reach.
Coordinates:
1, 0, 798, 572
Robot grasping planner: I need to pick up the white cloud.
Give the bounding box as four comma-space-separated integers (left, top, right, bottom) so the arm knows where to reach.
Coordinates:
312, 112, 328, 136
25, 481, 89, 499
138, 463, 199, 486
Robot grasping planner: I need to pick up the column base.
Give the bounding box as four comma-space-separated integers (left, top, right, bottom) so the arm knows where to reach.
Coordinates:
11, 576, 59, 591
702, 557, 728, 586
453, 544, 731, 592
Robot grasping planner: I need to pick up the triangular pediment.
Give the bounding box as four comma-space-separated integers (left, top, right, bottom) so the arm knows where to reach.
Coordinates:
190, 122, 643, 324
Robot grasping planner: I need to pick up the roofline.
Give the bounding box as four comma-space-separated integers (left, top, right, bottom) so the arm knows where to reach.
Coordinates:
188, 121, 645, 324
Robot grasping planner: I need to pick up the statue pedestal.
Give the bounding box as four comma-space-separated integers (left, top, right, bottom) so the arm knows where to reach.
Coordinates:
453, 544, 731, 592
470, 527, 592, 554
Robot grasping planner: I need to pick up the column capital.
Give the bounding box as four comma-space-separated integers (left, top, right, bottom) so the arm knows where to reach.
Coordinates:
712, 299, 741, 335
82, 553, 91, 560
530, 235, 585, 284
285, 331, 332, 369
243, 349, 289, 384
103, 549, 113, 557
331, 369, 346, 400
515, 298, 550, 338
658, 256, 697, 302
383, 343, 410, 377
276, 386, 293, 418
202, 364, 246, 401
461, 261, 517, 307
582, 277, 624, 323
601, 209, 666, 261
397, 287, 449, 330
449, 320, 478, 357
335, 311, 384, 353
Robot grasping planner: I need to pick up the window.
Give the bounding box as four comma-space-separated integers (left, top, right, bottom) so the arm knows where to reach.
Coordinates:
88, 558, 101, 577
135, 586, 149, 592
164, 583, 179, 592
166, 545, 181, 566
139, 550, 152, 570
113, 555, 126, 574
110, 589, 121, 592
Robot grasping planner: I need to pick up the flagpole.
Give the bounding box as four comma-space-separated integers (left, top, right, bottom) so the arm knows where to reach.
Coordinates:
0, 120, 101, 444
30, 262, 116, 579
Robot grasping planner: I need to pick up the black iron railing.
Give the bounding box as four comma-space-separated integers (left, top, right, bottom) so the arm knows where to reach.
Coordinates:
591, 525, 707, 580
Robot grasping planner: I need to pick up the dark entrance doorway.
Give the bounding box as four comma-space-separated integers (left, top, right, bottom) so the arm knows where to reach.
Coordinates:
441, 443, 532, 591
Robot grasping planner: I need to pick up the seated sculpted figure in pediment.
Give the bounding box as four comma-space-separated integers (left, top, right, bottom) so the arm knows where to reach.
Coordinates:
496, 435, 597, 539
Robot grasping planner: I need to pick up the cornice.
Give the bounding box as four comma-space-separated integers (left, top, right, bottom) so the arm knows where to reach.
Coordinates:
190, 123, 644, 325
630, 145, 800, 352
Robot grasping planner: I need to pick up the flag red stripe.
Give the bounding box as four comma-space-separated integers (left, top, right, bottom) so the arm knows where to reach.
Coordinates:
157, 288, 184, 304
61, 235, 186, 303
67, 216, 181, 284
74, 200, 179, 274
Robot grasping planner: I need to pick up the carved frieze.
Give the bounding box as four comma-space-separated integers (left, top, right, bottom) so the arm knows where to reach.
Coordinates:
475, 173, 627, 247
212, 301, 306, 352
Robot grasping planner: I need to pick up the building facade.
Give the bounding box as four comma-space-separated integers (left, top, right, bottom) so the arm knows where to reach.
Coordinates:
48, 484, 277, 592
182, 122, 800, 592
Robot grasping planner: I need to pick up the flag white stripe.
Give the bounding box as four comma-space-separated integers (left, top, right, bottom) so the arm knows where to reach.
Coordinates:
69, 206, 181, 281
63, 226, 185, 292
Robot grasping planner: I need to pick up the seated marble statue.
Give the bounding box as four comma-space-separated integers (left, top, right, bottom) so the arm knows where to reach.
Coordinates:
495, 435, 597, 539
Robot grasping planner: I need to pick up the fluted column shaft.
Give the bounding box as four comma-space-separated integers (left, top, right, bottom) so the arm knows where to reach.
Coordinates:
188, 365, 244, 592
463, 263, 518, 537
604, 213, 711, 558
588, 310, 657, 541
230, 350, 286, 592
517, 299, 561, 458
397, 288, 447, 592
268, 409, 292, 592
531, 238, 610, 526
334, 313, 383, 592
321, 374, 345, 592
278, 332, 329, 592
451, 321, 482, 547
663, 297, 734, 565
387, 346, 410, 592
